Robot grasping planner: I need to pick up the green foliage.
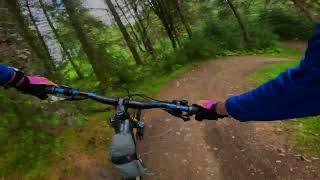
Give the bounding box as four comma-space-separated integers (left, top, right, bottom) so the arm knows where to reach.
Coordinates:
247, 21, 279, 49
0, 89, 88, 177
203, 19, 246, 50
162, 18, 276, 69
259, 8, 314, 40
0, 93, 56, 177
156, 17, 279, 72
162, 35, 220, 70
204, 19, 278, 50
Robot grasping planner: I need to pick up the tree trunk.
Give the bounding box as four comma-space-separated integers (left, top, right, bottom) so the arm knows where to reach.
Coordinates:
114, 0, 145, 52
105, 0, 142, 65
0, 0, 6, 8
25, 0, 58, 76
162, 0, 181, 47
225, 0, 251, 43
64, 0, 110, 90
175, 0, 192, 39
291, 0, 315, 22
38, 0, 84, 79
126, 0, 155, 56
148, 0, 178, 50
6, 0, 56, 78
161, 17, 178, 50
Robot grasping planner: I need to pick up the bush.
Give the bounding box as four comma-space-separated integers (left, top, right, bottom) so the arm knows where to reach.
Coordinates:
160, 18, 278, 71
181, 35, 222, 60
203, 19, 246, 50
203, 19, 278, 50
160, 33, 223, 71
259, 8, 314, 40
0, 91, 63, 177
247, 21, 279, 49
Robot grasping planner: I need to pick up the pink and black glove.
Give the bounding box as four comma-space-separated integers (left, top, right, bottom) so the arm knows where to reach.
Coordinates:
6, 69, 56, 99
193, 100, 227, 121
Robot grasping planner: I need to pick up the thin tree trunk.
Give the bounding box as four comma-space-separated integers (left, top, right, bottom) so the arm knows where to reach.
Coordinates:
161, 0, 181, 47
226, 0, 251, 43
168, 20, 181, 47
175, 0, 192, 39
6, 0, 56, 78
114, 0, 145, 52
0, 0, 5, 8
64, 0, 110, 90
38, 0, 83, 79
25, 0, 57, 74
161, 17, 178, 50
291, 0, 315, 22
126, 0, 155, 56
6, 0, 38, 56
148, 0, 178, 50
105, 0, 142, 65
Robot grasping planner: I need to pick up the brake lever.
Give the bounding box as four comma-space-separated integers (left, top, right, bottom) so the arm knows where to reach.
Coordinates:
48, 95, 87, 103
164, 109, 191, 122
163, 100, 192, 121
180, 116, 191, 122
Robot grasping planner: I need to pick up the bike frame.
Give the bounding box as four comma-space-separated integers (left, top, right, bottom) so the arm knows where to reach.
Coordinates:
110, 99, 144, 180
110, 98, 144, 141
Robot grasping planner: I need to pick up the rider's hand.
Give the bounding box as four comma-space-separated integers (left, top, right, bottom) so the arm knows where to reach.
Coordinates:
193, 100, 228, 121
6, 69, 57, 99
23, 76, 57, 99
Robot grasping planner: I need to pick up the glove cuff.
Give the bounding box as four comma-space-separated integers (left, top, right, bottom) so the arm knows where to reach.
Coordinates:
4, 70, 24, 88
213, 102, 229, 118
4, 70, 29, 90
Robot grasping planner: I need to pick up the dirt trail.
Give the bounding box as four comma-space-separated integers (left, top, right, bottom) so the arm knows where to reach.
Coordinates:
281, 41, 307, 51
139, 56, 320, 180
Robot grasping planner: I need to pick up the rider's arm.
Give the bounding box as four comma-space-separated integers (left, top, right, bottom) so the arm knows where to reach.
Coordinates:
225, 22, 320, 121
0, 64, 14, 86
0, 64, 56, 99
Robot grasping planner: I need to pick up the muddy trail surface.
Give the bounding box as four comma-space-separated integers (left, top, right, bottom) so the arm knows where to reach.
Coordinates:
138, 55, 320, 180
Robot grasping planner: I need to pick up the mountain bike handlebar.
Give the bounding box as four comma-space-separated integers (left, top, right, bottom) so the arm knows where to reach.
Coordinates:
46, 85, 200, 177
46, 86, 199, 119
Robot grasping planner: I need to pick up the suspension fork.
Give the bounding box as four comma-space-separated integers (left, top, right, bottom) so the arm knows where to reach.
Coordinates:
134, 109, 145, 141
108, 99, 144, 140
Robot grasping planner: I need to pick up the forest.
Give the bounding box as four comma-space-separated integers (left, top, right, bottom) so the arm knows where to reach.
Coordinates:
0, 0, 319, 179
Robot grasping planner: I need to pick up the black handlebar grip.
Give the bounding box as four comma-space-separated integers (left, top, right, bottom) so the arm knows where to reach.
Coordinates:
190, 105, 200, 115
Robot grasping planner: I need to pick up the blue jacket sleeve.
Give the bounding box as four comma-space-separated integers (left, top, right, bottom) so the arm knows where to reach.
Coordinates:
226, 22, 320, 121
0, 64, 14, 86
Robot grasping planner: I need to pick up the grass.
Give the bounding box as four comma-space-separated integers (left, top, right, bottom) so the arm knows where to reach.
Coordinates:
292, 117, 320, 155
250, 45, 320, 156
45, 112, 115, 179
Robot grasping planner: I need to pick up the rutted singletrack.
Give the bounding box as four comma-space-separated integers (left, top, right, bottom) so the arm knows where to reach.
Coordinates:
139, 55, 320, 180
